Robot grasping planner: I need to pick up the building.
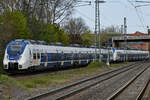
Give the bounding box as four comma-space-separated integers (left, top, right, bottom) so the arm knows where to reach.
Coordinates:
126, 31, 150, 50
127, 31, 150, 36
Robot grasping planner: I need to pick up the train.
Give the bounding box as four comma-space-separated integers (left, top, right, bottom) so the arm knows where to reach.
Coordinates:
3, 39, 149, 73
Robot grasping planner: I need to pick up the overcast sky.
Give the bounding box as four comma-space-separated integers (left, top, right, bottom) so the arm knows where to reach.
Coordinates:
73, 0, 150, 34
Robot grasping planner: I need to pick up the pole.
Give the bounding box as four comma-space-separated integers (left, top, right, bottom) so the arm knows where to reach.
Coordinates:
98, 1, 101, 62
124, 17, 127, 61
94, 0, 105, 62
95, 0, 98, 62
121, 25, 124, 34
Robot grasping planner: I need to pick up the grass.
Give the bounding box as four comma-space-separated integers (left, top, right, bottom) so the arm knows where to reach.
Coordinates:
0, 74, 22, 89
110, 62, 130, 68
0, 74, 8, 82
0, 62, 130, 91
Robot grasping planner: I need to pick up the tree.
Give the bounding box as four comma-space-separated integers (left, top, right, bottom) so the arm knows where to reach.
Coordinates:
0, 11, 31, 47
38, 23, 69, 45
82, 30, 94, 47
0, 0, 78, 24
99, 25, 122, 47
100, 33, 122, 47
101, 25, 121, 34
63, 17, 89, 34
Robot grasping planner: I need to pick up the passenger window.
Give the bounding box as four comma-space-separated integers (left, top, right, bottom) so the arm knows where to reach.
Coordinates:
37, 53, 40, 59
33, 53, 36, 59
41, 53, 44, 58
29, 50, 32, 56
51, 53, 56, 61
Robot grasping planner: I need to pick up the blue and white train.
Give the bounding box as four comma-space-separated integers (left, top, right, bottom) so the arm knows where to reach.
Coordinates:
3, 39, 149, 72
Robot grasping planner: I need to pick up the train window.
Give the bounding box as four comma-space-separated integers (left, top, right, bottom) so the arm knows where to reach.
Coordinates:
68, 53, 73, 60
33, 53, 36, 59
37, 53, 40, 59
41, 53, 44, 58
64, 54, 67, 60
29, 50, 32, 56
73, 54, 77, 60
58, 53, 62, 60
51, 53, 56, 61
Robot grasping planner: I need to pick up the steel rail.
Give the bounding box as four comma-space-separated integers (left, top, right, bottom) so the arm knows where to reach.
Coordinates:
54, 63, 144, 100
26, 63, 142, 100
26, 63, 141, 100
136, 78, 150, 100
106, 64, 150, 100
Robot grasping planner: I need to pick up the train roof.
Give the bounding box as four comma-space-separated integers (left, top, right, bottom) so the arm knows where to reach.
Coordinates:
14, 39, 149, 54
14, 39, 98, 49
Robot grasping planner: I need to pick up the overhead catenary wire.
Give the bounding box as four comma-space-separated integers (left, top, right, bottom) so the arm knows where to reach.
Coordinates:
133, 0, 150, 30
75, 9, 95, 24
135, 1, 150, 3
76, 0, 135, 31
127, 0, 147, 31
90, 5, 120, 30
76, 0, 149, 33
75, 2, 113, 31
135, 4, 150, 7
135, 8, 147, 30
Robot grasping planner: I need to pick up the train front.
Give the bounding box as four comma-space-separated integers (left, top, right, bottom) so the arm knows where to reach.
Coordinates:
3, 40, 28, 72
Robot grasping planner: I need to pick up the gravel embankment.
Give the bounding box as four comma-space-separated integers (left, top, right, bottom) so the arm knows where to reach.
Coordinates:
68, 62, 150, 100
115, 66, 150, 100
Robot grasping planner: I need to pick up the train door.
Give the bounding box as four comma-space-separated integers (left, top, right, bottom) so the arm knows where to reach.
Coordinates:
112, 48, 117, 61
44, 51, 48, 67
61, 51, 64, 66
56, 49, 61, 67
71, 51, 74, 65
32, 51, 37, 66
36, 51, 41, 66
79, 52, 81, 64
86, 52, 89, 64
32, 49, 41, 66
29, 49, 32, 66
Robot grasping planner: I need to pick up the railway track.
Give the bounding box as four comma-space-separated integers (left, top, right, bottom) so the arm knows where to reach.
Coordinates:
106, 62, 150, 100
136, 78, 150, 100
26, 62, 144, 100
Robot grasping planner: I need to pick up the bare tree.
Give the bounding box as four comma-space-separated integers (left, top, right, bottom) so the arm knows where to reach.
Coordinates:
63, 17, 89, 34
0, 0, 77, 24
101, 25, 121, 34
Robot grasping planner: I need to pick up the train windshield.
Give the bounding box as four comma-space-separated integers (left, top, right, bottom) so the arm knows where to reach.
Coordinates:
7, 44, 24, 56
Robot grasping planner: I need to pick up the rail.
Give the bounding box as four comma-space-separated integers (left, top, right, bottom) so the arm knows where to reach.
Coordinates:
106, 64, 150, 100
26, 62, 141, 100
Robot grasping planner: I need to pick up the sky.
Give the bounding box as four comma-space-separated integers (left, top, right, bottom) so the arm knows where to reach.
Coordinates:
73, 0, 150, 34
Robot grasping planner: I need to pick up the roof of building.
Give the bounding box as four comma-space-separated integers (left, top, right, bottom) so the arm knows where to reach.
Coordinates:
127, 31, 150, 36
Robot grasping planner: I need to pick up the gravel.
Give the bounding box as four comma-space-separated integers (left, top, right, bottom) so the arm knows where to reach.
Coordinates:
68, 62, 150, 100
115, 65, 150, 100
